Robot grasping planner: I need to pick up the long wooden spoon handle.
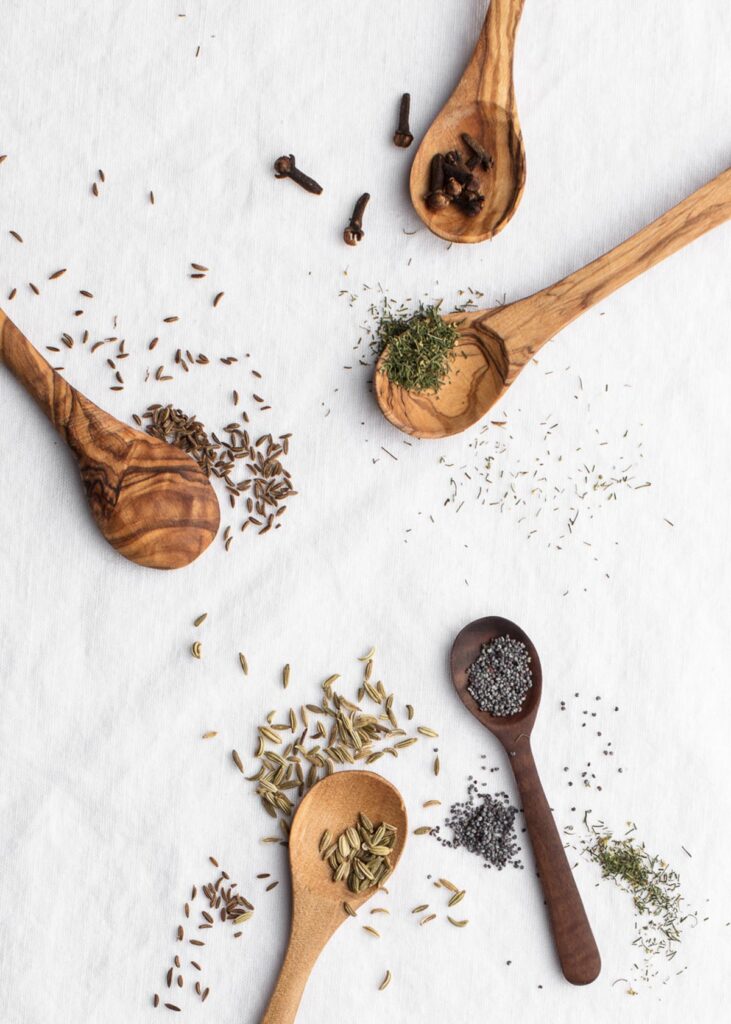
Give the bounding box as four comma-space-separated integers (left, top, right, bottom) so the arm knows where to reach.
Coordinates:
509, 740, 601, 985
474, 0, 526, 111
260, 915, 325, 1024
0, 309, 74, 435
508, 166, 731, 353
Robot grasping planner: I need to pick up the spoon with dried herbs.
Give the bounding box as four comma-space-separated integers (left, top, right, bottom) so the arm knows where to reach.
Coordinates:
377, 165, 731, 437
261, 770, 407, 1024
450, 615, 601, 985
0, 310, 220, 568
409, 0, 526, 243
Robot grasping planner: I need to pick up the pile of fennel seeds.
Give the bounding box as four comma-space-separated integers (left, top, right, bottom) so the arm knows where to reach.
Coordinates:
240, 649, 438, 833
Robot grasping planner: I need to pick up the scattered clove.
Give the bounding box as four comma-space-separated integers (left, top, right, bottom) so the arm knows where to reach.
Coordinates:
273, 154, 323, 195
393, 93, 414, 148
343, 193, 370, 246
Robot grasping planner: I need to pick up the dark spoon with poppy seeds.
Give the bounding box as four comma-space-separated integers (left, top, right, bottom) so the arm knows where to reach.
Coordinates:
0, 310, 220, 568
450, 615, 601, 985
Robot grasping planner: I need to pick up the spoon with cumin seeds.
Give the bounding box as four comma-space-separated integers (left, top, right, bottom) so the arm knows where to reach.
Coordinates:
378, 165, 731, 437
451, 615, 601, 985
261, 771, 407, 1024
0, 310, 220, 568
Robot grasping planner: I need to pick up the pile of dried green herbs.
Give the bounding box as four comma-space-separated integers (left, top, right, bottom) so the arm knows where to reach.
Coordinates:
374, 303, 459, 393
577, 816, 695, 981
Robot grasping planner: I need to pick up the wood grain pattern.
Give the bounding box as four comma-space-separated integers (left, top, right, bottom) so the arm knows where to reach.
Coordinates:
0, 310, 220, 569
379, 165, 731, 437
261, 771, 407, 1024
410, 0, 526, 243
451, 616, 601, 986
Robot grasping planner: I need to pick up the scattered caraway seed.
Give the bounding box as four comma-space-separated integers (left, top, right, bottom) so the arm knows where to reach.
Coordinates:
362, 926, 380, 937
344, 901, 357, 917
374, 302, 459, 393
448, 917, 469, 927
239, 653, 249, 675
193, 612, 208, 627
9, 230, 23, 242
232, 750, 244, 773
202, 731, 217, 740
48, 268, 67, 280
191, 641, 202, 659
379, 969, 392, 990
136, 403, 297, 540
213, 292, 224, 308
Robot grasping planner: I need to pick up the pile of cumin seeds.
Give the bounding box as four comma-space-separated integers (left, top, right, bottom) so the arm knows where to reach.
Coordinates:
136, 403, 296, 543
153, 858, 255, 1010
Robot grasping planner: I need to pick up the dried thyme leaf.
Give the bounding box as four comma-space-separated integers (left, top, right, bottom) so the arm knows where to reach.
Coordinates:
374, 303, 459, 393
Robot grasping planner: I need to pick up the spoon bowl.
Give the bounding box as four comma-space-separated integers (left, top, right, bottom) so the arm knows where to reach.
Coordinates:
410, 100, 526, 244
261, 770, 407, 1024
451, 614, 542, 740
0, 310, 220, 568
450, 615, 601, 985
410, 0, 527, 243
379, 165, 731, 438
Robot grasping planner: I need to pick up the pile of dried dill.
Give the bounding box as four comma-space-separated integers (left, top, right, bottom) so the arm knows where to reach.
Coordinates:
576, 816, 695, 981
374, 303, 459, 393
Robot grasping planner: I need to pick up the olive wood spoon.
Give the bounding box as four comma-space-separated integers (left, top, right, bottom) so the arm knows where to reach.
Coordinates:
0, 310, 220, 569
261, 770, 407, 1024
379, 165, 731, 438
410, 0, 526, 243
451, 615, 601, 985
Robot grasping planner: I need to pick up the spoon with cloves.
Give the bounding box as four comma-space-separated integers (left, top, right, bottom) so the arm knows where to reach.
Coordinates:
0, 310, 220, 568
410, 0, 527, 243
451, 615, 601, 985
378, 165, 731, 438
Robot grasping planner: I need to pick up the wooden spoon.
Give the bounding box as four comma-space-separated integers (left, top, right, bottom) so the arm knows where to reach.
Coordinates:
451, 615, 600, 985
379, 165, 731, 438
0, 310, 220, 569
410, 0, 527, 243
261, 770, 407, 1024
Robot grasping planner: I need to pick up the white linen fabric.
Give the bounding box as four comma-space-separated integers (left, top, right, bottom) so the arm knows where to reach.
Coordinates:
1, 2, 730, 1022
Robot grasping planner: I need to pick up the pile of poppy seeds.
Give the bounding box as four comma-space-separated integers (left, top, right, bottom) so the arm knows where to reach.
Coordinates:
432, 776, 523, 870
467, 635, 533, 717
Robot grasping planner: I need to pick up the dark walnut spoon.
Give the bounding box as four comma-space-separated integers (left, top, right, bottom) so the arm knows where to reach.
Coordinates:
451, 615, 601, 985
0, 310, 220, 569
380, 165, 731, 437
410, 0, 526, 243
261, 770, 407, 1024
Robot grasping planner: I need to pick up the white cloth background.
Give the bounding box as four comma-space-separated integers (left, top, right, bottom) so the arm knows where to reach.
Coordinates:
1, 2, 730, 1022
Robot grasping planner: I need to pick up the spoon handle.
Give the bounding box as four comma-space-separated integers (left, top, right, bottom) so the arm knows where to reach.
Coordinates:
508, 738, 601, 984
0, 309, 75, 435
506, 166, 731, 356
260, 903, 341, 1024
472, 0, 526, 111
